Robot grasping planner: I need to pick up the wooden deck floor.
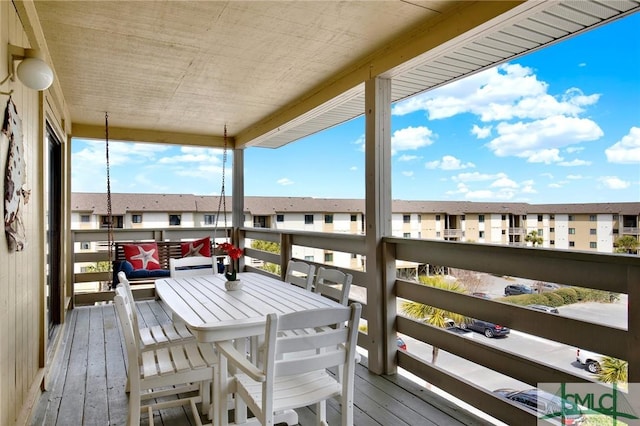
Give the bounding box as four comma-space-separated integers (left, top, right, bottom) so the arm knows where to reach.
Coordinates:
30, 302, 490, 426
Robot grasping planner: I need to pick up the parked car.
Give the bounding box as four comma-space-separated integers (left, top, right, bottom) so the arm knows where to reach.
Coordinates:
576, 348, 603, 373
527, 304, 559, 314
493, 388, 586, 425
471, 292, 491, 299
504, 284, 533, 296
460, 319, 510, 338
396, 336, 407, 350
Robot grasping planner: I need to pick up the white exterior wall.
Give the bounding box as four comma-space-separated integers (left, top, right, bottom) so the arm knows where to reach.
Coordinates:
541, 215, 550, 248
597, 214, 614, 253
332, 213, 353, 233
489, 214, 502, 244
391, 213, 403, 237
144, 212, 170, 228
554, 214, 569, 250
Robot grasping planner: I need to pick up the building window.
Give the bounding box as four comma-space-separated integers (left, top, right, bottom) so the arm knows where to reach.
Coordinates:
502, 215, 506, 221
568, 228, 576, 235
81, 242, 90, 250
436, 231, 441, 237
479, 215, 485, 223
461, 215, 465, 221
550, 227, 555, 233
351, 253, 357, 259
304, 255, 314, 262
550, 240, 555, 245
304, 214, 314, 224
435, 215, 441, 221
350, 214, 357, 222
132, 214, 142, 224
568, 215, 574, 221
613, 228, 619, 234
590, 228, 597, 235
277, 214, 284, 222
403, 233, 411, 238
537, 215, 543, 222
254, 216, 268, 228
403, 214, 410, 223
550, 215, 555, 220
569, 241, 575, 247
479, 231, 485, 238
502, 230, 506, 235
80, 214, 90, 223
204, 214, 215, 225
589, 215, 596, 221
417, 214, 422, 222
324, 253, 333, 262
169, 214, 181, 226
590, 242, 597, 249
324, 214, 333, 224
523, 215, 527, 220
613, 214, 619, 221
538, 229, 543, 236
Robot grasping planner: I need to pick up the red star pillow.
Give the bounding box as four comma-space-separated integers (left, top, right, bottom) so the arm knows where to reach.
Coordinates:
123, 243, 161, 270
181, 237, 211, 257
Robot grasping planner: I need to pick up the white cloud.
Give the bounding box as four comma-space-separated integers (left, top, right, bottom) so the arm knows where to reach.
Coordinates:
566, 146, 584, 153
402, 171, 414, 177
425, 155, 475, 170
490, 176, 518, 188
598, 176, 630, 189
605, 127, 640, 163
453, 172, 505, 182
486, 116, 603, 162
350, 166, 358, 171
471, 125, 492, 139
540, 173, 554, 179
558, 159, 592, 166
391, 126, 435, 154
548, 183, 562, 188
446, 183, 469, 195
566, 174, 583, 180
398, 154, 420, 162
277, 178, 294, 186
392, 63, 599, 122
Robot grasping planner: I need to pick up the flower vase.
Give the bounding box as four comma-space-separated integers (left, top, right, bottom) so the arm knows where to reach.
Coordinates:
225, 279, 242, 291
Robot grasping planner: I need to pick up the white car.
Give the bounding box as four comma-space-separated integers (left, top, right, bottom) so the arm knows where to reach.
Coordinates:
576, 348, 604, 373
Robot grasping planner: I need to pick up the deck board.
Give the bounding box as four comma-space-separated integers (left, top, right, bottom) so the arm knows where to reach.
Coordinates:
31, 303, 489, 426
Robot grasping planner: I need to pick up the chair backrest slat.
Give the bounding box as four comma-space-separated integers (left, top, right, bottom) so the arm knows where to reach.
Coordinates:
284, 260, 315, 291
169, 256, 216, 278
314, 267, 353, 306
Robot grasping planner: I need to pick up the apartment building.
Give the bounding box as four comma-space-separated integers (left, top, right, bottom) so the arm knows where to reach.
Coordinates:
72, 193, 640, 256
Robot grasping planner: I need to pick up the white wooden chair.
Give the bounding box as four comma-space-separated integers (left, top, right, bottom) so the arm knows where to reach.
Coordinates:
284, 259, 315, 291
114, 286, 217, 426
216, 303, 361, 426
169, 256, 217, 278
117, 271, 194, 350
314, 267, 353, 306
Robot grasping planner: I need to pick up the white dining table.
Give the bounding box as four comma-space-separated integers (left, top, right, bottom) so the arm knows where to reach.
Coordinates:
155, 271, 346, 426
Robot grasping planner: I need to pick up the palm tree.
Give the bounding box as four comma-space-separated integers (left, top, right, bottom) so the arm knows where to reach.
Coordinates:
614, 235, 638, 254
401, 275, 467, 364
525, 230, 543, 247
595, 356, 628, 388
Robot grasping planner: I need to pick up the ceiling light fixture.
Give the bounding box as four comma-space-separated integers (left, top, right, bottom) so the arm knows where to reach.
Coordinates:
1, 43, 54, 95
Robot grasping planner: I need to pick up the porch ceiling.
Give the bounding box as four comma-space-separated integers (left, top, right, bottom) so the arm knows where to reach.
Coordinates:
29, 1, 639, 149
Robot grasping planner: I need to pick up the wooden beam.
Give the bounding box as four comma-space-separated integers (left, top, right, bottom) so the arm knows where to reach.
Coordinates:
71, 123, 231, 148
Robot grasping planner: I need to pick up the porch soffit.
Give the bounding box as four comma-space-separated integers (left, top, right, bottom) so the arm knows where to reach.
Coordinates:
29, 1, 640, 150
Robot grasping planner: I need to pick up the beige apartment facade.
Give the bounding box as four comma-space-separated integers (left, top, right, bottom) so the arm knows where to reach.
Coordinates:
72, 193, 640, 255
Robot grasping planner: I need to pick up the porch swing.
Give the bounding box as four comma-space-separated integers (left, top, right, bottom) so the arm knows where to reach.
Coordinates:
107, 118, 233, 287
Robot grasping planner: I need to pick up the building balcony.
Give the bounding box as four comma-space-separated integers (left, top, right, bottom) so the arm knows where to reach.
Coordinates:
67, 226, 639, 425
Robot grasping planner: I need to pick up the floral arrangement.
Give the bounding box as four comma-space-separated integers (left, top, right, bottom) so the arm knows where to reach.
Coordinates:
217, 242, 243, 281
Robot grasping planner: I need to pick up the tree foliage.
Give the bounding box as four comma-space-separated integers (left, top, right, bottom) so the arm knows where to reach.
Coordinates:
595, 356, 628, 387
401, 275, 467, 364
614, 235, 638, 254
525, 230, 543, 247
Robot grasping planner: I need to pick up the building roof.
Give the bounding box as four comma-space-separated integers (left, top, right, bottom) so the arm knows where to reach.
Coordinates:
72, 193, 640, 216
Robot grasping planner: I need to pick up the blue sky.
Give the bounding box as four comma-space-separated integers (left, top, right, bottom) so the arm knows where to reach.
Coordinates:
72, 12, 640, 204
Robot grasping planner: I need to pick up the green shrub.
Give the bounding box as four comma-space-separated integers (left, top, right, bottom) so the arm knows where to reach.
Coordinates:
554, 288, 578, 304
541, 292, 564, 307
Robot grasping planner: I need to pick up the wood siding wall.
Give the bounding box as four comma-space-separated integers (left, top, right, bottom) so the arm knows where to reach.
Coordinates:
1, 3, 68, 424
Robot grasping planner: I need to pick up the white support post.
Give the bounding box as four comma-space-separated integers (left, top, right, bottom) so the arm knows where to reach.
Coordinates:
364, 76, 395, 375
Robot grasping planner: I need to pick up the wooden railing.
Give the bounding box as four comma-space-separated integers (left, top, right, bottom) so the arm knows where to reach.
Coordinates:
70, 225, 640, 424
